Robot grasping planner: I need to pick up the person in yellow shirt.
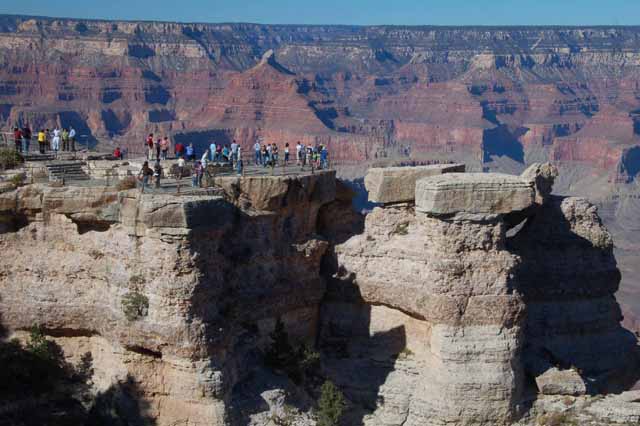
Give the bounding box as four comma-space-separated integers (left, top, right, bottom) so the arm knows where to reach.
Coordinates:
37, 130, 46, 154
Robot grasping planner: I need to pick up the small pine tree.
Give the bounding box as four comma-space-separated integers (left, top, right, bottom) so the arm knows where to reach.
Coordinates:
316, 380, 346, 426
265, 317, 295, 369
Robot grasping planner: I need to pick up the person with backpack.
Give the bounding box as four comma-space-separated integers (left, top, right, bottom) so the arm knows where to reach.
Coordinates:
138, 161, 153, 190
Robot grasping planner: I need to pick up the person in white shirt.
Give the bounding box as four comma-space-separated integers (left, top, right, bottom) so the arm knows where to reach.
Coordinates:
201, 149, 209, 168
230, 140, 239, 167
52, 127, 61, 152
296, 142, 303, 166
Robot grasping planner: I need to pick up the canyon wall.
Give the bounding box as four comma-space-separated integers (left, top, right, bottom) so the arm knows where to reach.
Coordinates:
1, 16, 640, 178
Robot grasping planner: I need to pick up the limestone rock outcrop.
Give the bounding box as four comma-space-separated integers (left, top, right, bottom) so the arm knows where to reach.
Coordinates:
320, 163, 640, 425
0, 171, 336, 426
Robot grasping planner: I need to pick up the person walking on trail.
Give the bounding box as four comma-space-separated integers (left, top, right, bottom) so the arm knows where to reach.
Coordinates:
52, 127, 61, 154
61, 128, 69, 151
139, 161, 153, 190
160, 137, 169, 160
68, 127, 76, 151
153, 160, 162, 189
284, 143, 290, 166
146, 134, 154, 160
177, 156, 186, 179
21, 125, 31, 153
37, 129, 46, 154
296, 142, 303, 167
192, 160, 203, 187
13, 127, 22, 152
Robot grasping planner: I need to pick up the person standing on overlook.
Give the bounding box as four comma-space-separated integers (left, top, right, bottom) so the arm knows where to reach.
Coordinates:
230, 139, 239, 167
155, 137, 161, 160
13, 127, 22, 152
21, 124, 31, 153
284, 143, 290, 166
174, 141, 184, 158
160, 136, 169, 160
68, 126, 76, 151
296, 142, 303, 167
186, 143, 195, 161
51, 127, 61, 154
209, 141, 217, 161
61, 128, 69, 151
37, 129, 46, 154
146, 134, 154, 160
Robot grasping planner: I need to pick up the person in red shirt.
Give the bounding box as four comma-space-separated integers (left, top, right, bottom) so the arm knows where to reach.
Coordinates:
113, 147, 122, 160
13, 127, 22, 152
146, 134, 154, 160
175, 142, 185, 158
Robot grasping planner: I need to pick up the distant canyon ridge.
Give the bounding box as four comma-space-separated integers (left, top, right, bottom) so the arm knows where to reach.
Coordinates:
0, 15, 639, 178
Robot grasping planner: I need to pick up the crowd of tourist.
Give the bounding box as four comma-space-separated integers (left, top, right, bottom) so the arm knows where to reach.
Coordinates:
130, 134, 331, 190
13, 125, 77, 154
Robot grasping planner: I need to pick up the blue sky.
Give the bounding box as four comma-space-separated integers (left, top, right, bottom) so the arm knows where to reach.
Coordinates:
2, 0, 640, 26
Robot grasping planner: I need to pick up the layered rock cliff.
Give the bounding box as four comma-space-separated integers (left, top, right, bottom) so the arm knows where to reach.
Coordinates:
1, 164, 638, 425
1, 15, 640, 179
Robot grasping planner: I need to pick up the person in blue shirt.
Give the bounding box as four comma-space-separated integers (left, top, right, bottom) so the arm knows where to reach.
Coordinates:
186, 143, 195, 161
320, 145, 328, 169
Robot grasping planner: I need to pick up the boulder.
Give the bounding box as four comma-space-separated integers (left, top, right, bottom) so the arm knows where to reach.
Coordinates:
535, 367, 588, 396
365, 164, 465, 204
415, 172, 535, 216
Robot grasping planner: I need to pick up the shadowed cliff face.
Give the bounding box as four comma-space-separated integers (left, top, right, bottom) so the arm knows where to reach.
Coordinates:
2, 15, 640, 179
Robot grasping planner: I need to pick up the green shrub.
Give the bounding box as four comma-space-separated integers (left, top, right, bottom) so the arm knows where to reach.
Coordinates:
392, 222, 409, 236
316, 380, 346, 426
0, 148, 23, 170
121, 292, 149, 321
9, 173, 25, 187
265, 318, 321, 384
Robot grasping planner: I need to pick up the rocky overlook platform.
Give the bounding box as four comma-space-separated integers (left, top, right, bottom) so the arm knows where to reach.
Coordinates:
0, 166, 638, 425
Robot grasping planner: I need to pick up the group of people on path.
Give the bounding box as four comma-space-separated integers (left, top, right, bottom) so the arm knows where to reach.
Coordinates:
133, 135, 331, 191
13, 125, 76, 155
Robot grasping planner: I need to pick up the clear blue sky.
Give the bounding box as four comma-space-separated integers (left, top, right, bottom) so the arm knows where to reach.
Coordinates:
2, 0, 640, 26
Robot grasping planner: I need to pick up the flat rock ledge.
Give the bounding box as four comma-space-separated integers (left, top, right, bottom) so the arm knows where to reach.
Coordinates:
365, 163, 465, 204
415, 172, 535, 215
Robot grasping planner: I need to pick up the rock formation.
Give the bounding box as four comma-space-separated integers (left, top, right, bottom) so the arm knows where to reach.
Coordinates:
0, 163, 638, 425
320, 164, 640, 425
